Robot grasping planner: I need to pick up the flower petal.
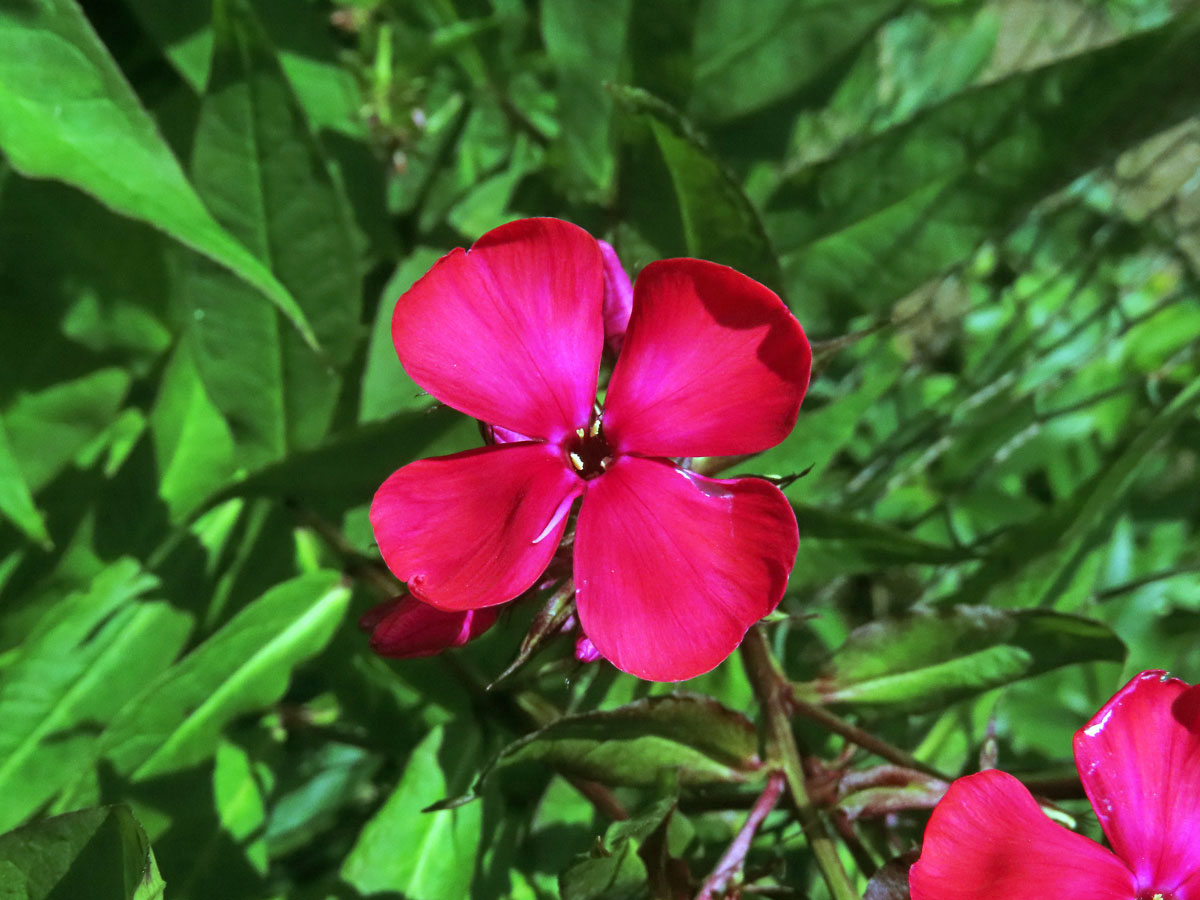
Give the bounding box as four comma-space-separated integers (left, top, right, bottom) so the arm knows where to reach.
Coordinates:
370, 442, 583, 610
573, 457, 797, 681
598, 239, 633, 354
602, 259, 811, 458
392, 218, 605, 441
361, 594, 499, 658
1073, 670, 1200, 895
909, 770, 1137, 900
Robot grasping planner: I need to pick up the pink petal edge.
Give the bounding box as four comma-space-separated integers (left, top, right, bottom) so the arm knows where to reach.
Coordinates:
370, 442, 583, 611
573, 457, 797, 681
909, 770, 1137, 900
602, 258, 811, 458
392, 218, 605, 442
1073, 670, 1200, 896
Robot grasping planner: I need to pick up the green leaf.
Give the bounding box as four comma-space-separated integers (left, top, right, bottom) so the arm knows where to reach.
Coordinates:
967, 372, 1200, 610
801, 605, 1126, 713
769, 8, 1200, 316
181, 0, 363, 463
481, 694, 761, 792
359, 249, 446, 424
212, 741, 268, 875
0, 418, 49, 547
559, 839, 648, 900
215, 405, 475, 514
614, 85, 784, 292
149, 342, 238, 521
0, 560, 191, 832
101, 571, 350, 780
559, 798, 682, 900
690, 0, 903, 122
790, 502, 972, 586
542, 0, 631, 197
341, 725, 482, 900
0, 805, 163, 900
3, 369, 130, 492
0, 0, 317, 348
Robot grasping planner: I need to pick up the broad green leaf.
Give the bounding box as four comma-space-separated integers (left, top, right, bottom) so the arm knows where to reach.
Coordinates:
0, 418, 49, 547
691, 0, 903, 122
3, 369, 129, 492
101, 571, 350, 780
341, 725, 482, 899
0, 805, 163, 900
0, 560, 190, 832
768, 9, 1200, 317
800, 605, 1125, 713
542, 0, 631, 197
0, 0, 316, 348
614, 85, 784, 292
181, 0, 363, 464
480, 694, 761, 792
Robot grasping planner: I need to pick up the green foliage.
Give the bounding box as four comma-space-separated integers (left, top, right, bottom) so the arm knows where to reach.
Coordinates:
0, 806, 164, 900
1, 0, 1198, 897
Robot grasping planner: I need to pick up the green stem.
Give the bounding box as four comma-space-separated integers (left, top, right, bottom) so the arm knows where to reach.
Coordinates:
787, 694, 950, 782
741, 627, 860, 900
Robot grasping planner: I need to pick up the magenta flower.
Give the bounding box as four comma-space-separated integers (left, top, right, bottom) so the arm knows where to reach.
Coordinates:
910, 670, 1200, 900
369, 218, 810, 681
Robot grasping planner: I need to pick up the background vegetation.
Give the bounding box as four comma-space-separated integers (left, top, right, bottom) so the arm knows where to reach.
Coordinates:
1, 0, 1198, 897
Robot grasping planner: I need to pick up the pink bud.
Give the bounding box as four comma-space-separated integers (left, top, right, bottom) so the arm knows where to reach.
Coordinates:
360, 594, 499, 658
598, 240, 633, 356
574, 631, 602, 664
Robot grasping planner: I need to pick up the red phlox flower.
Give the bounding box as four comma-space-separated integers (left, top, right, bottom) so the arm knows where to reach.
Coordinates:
910, 670, 1200, 900
369, 218, 811, 681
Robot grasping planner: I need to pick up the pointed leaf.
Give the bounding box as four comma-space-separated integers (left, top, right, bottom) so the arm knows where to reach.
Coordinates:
341, 725, 482, 900
0, 805, 163, 900
802, 605, 1125, 713
0, 560, 191, 832
101, 571, 349, 780
483, 694, 761, 792
0, 0, 317, 347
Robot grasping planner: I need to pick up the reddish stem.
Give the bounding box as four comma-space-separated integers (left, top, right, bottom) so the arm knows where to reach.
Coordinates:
696, 770, 786, 900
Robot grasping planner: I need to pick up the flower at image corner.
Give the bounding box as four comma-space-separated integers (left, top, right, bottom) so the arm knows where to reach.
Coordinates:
910, 670, 1200, 900
369, 218, 811, 681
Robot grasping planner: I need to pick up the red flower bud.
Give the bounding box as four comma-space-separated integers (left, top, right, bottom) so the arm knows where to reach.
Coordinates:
360, 594, 499, 659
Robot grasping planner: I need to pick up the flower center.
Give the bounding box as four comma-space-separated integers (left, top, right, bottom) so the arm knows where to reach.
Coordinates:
565, 419, 614, 480
1139, 892, 1175, 900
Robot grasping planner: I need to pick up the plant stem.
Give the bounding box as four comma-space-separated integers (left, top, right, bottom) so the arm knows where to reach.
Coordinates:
741, 627, 860, 900
697, 770, 786, 900
787, 695, 950, 782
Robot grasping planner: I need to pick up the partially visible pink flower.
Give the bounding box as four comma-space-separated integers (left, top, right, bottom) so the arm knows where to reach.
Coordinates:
910, 670, 1200, 900
360, 594, 499, 658
370, 218, 810, 681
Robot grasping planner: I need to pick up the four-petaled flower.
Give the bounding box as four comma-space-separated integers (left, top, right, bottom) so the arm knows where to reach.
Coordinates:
910, 670, 1200, 900
369, 218, 811, 681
